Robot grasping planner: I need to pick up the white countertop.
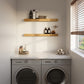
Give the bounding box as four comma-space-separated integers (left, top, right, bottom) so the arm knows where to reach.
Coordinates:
11, 52, 71, 59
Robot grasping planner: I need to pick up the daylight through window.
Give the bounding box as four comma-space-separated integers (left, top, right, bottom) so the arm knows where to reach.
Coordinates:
71, 0, 84, 50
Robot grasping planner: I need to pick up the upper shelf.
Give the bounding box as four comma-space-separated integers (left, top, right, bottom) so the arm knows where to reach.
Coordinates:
24, 19, 58, 22
23, 34, 58, 37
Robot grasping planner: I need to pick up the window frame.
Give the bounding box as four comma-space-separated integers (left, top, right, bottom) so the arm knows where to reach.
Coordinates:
71, 0, 84, 53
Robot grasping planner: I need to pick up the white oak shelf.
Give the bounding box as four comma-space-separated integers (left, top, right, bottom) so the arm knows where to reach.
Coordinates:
23, 34, 58, 37
24, 19, 58, 22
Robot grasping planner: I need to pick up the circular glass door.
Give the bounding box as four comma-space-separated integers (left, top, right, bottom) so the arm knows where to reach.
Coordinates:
16, 68, 38, 84
46, 69, 65, 84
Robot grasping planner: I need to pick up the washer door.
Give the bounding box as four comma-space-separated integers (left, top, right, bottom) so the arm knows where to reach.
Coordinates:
16, 68, 38, 84
46, 69, 65, 84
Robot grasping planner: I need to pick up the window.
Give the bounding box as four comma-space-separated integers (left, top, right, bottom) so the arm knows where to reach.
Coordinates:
78, 35, 84, 50
71, 0, 84, 51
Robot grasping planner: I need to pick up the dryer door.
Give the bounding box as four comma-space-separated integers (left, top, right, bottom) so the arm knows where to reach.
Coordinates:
16, 68, 38, 84
46, 69, 65, 84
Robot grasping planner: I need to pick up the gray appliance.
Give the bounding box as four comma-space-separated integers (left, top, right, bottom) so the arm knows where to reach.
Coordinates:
42, 59, 71, 84
11, 59, 41, 84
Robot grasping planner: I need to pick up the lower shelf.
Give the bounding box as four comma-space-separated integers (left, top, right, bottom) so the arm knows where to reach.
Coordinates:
23, 34, 58, 37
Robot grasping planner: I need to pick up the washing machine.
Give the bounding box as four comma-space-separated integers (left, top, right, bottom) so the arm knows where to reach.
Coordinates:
11, 59, 41, 84
42, 59, 71, 84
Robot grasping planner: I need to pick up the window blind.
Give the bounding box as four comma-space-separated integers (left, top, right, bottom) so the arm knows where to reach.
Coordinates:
71, 0, 84, 35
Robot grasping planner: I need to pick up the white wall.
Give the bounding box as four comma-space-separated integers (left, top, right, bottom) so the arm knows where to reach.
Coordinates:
66, 0, 84, 84
0, 0, 72, 84
70, 51, 84, 84
0, 0, 67, 84
0, 0, 16, 84
66, 0, 70, 54
16, 0, 66, 53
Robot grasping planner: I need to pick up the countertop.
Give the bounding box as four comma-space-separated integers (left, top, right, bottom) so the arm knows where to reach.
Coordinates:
11, 52, 71, 59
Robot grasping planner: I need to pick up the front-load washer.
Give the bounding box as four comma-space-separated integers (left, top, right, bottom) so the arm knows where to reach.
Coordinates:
42, 59, 71, 84
11, 59, 41, 84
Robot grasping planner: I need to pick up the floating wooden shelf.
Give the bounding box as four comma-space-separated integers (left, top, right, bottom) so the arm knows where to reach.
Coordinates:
24, 19, 58, 22
23, 34, 58, 37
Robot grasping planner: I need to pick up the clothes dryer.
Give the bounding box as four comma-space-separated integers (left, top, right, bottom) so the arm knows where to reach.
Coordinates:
11, 59, 41, 84
42, 59, 71, 84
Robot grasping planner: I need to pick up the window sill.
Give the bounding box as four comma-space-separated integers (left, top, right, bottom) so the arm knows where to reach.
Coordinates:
71, 49, 84, 58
